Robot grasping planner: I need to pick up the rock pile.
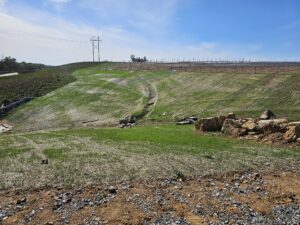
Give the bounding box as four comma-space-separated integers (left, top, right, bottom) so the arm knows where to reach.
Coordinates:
195, 111, 300, 145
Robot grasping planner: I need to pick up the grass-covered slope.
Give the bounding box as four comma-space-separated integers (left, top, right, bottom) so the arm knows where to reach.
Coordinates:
5, 64, 300, 131
145, 71, 300, 121
0, 125, 299, 189
7, 65, 147, 131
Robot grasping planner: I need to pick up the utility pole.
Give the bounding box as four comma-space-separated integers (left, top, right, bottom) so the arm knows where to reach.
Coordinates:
97, 36, 101, 62
90, 36, 102, 62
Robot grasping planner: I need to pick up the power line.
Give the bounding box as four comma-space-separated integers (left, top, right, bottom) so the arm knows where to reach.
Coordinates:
90, 36, 102, 62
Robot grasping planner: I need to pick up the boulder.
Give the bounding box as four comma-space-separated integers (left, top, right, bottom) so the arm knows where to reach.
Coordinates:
288, 121, 300, 126
256, 118, 288, 134
259, 110, 276, 120
195, 117, 221, 132
284, 125, 300, 143
262, 132, 285, 144
218, 115, 227, 128
221, 119, 247, 137
241, 119, 257, 131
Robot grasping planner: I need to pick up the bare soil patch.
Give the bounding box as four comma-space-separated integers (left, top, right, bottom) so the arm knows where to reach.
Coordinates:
0, 171, 299, 225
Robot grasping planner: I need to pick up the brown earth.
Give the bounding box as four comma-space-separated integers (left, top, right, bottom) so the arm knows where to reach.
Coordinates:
1, 170, 299, 225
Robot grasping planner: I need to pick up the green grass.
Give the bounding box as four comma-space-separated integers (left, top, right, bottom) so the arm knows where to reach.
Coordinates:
0, 125, 299, 189
146, 72, 300, 121
0, 148, 30, 158
1, 63, 299, 190
7, 63, 145, 131
43, 148, 71, 160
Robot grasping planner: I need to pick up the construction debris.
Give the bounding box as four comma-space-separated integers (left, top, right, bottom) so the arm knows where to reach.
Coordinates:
0, 97, 34, 118
176, 116, 198, 125
119, 115, 136, 128
0, 120, 13, 134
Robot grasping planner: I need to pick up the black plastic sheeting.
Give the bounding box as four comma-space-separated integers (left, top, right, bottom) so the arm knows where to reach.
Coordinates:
0, 97, 34, 118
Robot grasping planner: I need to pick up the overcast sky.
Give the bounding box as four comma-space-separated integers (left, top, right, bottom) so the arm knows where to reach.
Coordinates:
0, 0, 300, 65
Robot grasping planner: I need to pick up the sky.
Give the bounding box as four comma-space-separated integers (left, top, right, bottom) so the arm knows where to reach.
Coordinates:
0, 0, 300, 65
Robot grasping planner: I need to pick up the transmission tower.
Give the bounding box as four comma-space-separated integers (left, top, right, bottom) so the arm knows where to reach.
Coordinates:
90, 36, 102, 62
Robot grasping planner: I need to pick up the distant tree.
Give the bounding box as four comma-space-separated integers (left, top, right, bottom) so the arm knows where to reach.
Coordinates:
0, 57, 45, 74
130, 55, 147, 63
130, 54, 136, 62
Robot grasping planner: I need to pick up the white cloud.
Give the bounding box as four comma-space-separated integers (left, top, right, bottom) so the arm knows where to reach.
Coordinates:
77, 0, 181, 36
0, 8, 150, 65
0, 1, 274, 65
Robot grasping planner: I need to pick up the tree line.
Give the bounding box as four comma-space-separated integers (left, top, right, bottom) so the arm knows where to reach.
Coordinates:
0, 57, 46, 74
130, 55, 148, 63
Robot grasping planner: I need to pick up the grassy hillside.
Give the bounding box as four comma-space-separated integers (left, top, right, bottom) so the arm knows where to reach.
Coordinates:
4, 63, 300, 131
6, 65, 148, 131
146, 71, 300, 121
0, 125, 299, 189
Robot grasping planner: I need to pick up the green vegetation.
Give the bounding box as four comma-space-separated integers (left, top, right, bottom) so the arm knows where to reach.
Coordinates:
6, 64, 147, 131
0, 148, 30, 158
0, 125, 299, 189
1, 62, 299, 190
5, 63, 300, 132
0, 62, 97, 104
43, 148, 71, 160
0, 56, 45, 74
145, 71, 300, 121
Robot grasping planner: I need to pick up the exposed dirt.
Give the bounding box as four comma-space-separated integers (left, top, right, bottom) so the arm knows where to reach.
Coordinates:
135, 76, 158, 120
1, 171, 299, 225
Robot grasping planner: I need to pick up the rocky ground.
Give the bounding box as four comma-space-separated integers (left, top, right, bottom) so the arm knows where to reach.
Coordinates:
0, 170, 299, 225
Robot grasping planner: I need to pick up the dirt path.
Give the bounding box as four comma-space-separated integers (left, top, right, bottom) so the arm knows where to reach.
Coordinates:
103, 75, 158, 121
135, 75, 158, 119
1, 171, 299, 225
